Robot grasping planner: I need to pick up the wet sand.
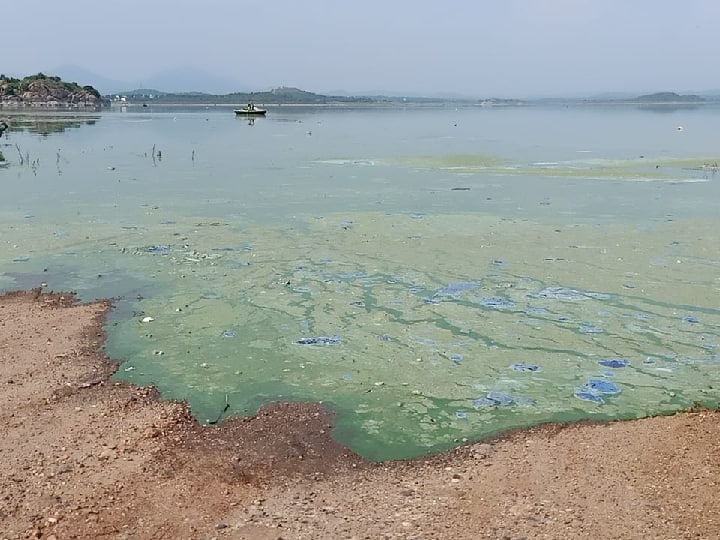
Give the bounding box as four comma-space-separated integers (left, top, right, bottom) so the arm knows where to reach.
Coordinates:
1, 289, 719, 539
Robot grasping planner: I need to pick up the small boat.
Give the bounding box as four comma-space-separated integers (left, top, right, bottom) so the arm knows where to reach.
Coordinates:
234, 105, 267, 116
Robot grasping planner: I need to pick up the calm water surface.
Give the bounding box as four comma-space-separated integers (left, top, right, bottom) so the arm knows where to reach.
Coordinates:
1, 104, 718, 459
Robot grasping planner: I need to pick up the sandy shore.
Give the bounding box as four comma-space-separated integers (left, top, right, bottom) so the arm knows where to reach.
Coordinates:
1, 290, 719, 539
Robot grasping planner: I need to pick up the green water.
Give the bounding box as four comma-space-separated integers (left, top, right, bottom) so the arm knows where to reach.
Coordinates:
1, 105, 718, 460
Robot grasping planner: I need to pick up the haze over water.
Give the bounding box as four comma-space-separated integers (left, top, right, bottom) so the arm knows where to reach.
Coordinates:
1, 103, 718, 459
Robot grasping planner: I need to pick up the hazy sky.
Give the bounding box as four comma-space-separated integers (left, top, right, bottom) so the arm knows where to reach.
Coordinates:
5, 0, 719, 96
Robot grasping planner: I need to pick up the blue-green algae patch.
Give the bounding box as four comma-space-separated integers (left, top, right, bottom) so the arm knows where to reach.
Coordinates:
382, 154, 720, 182
95, 212, 720, 460
2, 203, 718, 461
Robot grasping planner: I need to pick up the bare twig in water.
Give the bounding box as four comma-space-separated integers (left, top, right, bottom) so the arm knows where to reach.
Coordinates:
151, 144, 160, 166
15, 144, 24, 165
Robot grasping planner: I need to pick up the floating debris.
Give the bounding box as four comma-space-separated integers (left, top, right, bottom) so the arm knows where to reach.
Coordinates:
574, 377, 621, 404
296, 335, 342, 345
141, 316, 154, 323
510, 363, 542, 372
584, 379, 621, 394
533, 286, 610, 301
598, 358, 631, 368
221, 330, 236, 338
146, 245, 171, 254
212, 246, 253, 252
682, 315, 700, 324
478, 296, 515, 309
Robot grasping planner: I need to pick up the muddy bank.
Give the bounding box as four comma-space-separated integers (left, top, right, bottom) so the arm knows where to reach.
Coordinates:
1, 290, 718, 539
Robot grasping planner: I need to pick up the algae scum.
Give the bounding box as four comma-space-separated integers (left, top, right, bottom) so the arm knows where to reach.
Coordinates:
2, 108, 719, 460
100, 213, 719, 460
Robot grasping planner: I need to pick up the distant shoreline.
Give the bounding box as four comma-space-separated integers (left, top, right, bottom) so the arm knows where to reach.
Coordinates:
5, 74, 718, 108
1, 98, 718, 112
107, 99, 720, 108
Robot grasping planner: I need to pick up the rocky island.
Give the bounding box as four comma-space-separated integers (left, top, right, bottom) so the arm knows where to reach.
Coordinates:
0, 73, 107, 109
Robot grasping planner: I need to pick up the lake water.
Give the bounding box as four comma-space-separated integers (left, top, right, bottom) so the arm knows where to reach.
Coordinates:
1, 103, 718, 460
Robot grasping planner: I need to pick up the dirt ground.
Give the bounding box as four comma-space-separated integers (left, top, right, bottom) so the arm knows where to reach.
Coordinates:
1, 290, 719, 540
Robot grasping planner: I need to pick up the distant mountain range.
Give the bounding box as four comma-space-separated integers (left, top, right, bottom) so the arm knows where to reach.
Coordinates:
4, 65, 720, 102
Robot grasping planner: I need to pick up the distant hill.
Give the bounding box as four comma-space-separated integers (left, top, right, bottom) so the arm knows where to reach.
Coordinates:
632, 92, 705, 103
114, 85, 376, 105
0, 73, 108, 108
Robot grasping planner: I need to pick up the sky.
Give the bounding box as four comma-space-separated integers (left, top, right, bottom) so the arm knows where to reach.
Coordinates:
4, 0, 719, 97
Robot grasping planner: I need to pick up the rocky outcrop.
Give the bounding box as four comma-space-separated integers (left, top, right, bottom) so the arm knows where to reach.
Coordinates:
0, 73, 108, 108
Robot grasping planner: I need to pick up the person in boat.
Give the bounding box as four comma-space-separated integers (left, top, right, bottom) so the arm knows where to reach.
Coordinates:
0, 119, 8, 138
247, 103, 254, 111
